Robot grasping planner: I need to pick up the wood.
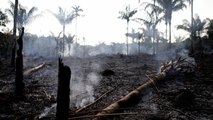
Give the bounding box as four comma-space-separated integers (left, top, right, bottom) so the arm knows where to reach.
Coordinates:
70, 112, 165, 120
75, 89, 114, 114
56, 57, 71, 120
15, 27, 24, 96
93, 57, 194, 120
24, 63, 46, 76
93, 73, 166, 120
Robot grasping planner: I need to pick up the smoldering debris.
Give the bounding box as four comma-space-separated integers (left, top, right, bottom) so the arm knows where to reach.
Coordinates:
69, 61, 102, 108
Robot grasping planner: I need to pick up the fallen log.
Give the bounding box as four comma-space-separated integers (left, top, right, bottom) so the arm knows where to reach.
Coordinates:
93, 57, 195, 120
24, 63, 46, 76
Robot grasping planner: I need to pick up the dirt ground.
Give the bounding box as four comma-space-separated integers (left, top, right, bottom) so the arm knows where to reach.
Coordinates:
0, 53, 212, 120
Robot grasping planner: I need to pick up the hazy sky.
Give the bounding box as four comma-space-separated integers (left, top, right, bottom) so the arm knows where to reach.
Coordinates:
1, 0, 213, 45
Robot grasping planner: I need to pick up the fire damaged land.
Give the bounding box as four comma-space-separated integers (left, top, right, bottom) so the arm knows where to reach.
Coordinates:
0, 52, 213, 120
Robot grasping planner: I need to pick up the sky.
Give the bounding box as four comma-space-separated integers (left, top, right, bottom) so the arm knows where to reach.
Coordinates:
1, 0, 213, 45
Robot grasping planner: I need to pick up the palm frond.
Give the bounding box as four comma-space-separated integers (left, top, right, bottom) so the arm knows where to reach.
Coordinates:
27, 7, 38, 18
172, 2, 187, 11
5, 9, 14, 16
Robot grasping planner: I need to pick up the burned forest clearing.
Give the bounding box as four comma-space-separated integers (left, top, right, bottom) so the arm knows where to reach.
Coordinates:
0, 53, 213, 120
1, 0, 213, 119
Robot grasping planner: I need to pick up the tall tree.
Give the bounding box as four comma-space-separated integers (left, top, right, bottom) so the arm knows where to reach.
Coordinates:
145, 0, 188, 48
72, 5, 83, 44
50, 7, 75, 55
177, 15, 207, 38
135, 9, 163, 54
65, 34, 75, 56
189, 0, 194, 55
11, 0, 18, 67
6, 0, 40, 33
118, 5, 137, 55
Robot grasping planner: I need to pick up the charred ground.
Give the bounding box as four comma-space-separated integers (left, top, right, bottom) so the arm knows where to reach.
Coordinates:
0, 53, 213, 120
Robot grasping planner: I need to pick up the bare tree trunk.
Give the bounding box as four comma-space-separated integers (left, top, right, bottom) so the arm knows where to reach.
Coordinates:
75, 17, 78, 44
169, 21, 172, 49
165, 22, 168, 40
56, 57, 71, 120
126, 21, 129, 55
152, 27, 156, 55
15, 27, 24, 96
11, 0, 18, 67
190, 0, 194, 56
138, 39, 140, 54
62, 25, 65, 56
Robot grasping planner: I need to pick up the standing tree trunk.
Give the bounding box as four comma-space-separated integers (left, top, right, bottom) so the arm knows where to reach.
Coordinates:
169, 21, 172, 49
11, 0, 18, 67
190, 0, 194, 56
15, 27, 25, 96
165, 22, 168, 41
62, 24, 66, 56
75, 17, 78, 44
126, 21, 129, 55
152, 27, 156, 55
56, 57, 71, 120
138, 39, 140, 54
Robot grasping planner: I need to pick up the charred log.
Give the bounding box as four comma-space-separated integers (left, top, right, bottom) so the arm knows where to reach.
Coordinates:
15, 27, 25, 96
93, 57, 195, 120
56, 57, 71, 120
24, 63, 46, 76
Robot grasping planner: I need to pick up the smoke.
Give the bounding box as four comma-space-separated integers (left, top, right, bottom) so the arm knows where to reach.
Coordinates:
24, 35, 57, 58
23, 34, 156, 58
155, 42, 190, 61
69, 61, 101, 108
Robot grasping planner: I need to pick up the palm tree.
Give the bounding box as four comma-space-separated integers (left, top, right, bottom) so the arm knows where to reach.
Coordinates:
65, 34, 75, 56
177, 15, 207, 38
6, 0, 40, 33
118, 5, 137, 55
50, 7, 75, 55
50, 31, 62, 56
72, 5, 83, 44
135, 9, 163, 54
145, 0, 188, 48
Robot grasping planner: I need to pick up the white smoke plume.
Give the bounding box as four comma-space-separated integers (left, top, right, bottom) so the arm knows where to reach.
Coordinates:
69, 61, 101, 108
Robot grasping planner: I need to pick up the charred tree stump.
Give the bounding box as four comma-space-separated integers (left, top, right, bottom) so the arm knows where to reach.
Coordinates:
56, 57, 71, 120
15, 27, 25, 96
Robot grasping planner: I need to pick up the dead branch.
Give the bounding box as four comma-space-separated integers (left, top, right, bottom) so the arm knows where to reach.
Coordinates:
75, 89, 114, 114
92, 57, 195, 120
24, 63, 46, 76
70, 112, 165, 120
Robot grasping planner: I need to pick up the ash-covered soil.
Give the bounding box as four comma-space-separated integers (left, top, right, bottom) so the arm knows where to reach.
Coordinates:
0, 53, 212, 120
